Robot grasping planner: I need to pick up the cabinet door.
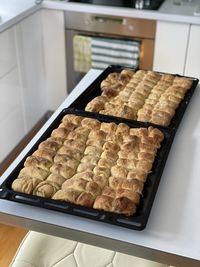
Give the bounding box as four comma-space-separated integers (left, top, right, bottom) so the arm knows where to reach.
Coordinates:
185, 25, 200, 80
153, 21, 190, 75
41, 9, 67, 111
0, 68, 25, 161
0, 27, 17, 79
15, 11, 48, 133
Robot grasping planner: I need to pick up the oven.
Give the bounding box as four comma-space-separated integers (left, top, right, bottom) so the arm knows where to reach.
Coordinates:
65, 11, 156, 93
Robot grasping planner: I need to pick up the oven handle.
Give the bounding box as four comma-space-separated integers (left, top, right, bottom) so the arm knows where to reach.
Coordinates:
92, 16, 125, 25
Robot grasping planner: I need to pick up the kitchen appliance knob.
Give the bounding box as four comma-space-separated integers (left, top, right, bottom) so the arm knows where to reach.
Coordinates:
128, 25, 134, 31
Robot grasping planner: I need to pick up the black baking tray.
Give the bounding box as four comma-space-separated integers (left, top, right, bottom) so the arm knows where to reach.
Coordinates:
0, 108, 175, 230
69, 65, 199, 131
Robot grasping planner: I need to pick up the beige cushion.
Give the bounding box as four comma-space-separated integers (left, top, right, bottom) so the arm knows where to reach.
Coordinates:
10, 231, 169, 267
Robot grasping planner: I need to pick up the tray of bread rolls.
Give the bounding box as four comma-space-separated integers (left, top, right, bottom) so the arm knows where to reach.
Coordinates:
0, 108, 175, 230
69, 65, 199, 130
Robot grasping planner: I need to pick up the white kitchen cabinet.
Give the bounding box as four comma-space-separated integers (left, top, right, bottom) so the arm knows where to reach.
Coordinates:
0, 67, 25, 162
0, 27, 17, 79
184, 24, 200, 80
0, 26, 26, 162
41, 9, 67, 111
0, 9, 67, 163
153, 21, 190, 75
15, 10, 48, 133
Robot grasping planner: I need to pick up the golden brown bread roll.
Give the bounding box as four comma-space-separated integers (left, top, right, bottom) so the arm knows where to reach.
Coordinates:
33, 181, 60, 198
12, 177, 41, 194
57, 146, 82, 161
18, 166, 49, 180
24, 156, 52, 171
33, 149, 56, 162
46, 173, 66, 186
52, 188, 81, 203
50, 163, 76, 179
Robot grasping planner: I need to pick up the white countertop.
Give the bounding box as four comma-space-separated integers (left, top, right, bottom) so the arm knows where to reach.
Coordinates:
0, 69, 200, 267
1, 0, 200, 33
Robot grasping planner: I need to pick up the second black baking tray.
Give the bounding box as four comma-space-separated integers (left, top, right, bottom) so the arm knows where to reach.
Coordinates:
69, 65, 199, 131
0, 108, 175, 231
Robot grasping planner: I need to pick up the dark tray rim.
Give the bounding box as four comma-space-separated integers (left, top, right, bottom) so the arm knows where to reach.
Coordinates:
0, 108, 175, 231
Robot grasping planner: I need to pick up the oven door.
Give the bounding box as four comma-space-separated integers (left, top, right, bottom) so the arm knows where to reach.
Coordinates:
65, 12, 156, 93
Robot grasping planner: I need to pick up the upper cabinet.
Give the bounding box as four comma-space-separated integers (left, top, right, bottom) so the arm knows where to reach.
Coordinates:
153, 21, 190, 75
153, 21, 200, 81
184, 24, 200, 80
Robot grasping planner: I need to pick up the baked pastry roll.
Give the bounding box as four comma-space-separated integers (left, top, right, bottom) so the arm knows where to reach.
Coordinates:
101, 150, 118, 161
85, 181, 102, 198
100, 122, 117, 134
109, 176, 123, 190
81, 155, 99, 165
33, 181, 60, 198
54, 154, 79, 169
102, 142, 120, 153
86, 139, 104, 149
51, 127, 69, 139
76, 192, 95, 207
12, 177, 41, 194
136, 160, 153, 173
88, 129, 107, 142
46, 137, 64, 145
111, 165, 127, 179
70, 171, 94, 181
116, 158, 137, 170
85, 97, 106, 112
112, 197, 136, 216
93, 195, 114, 213
18, 166, 49, 180
46, 173, 66, 186
98, 158, 115, 169
127, 170, 148, 182
116, 188, 140, 205
72, 126, 90, 137
64, 139, 86, 153
121, 179, 144, 194
77, 163, 95, 173
33, 148, 56, 162
62, 178, 88, 192
50, 163, 76, 179
118, 150, 138, 160
84, 146, 103, 157
137, 151, 155, 162
57, 146, 82, 161
52, 188, 81, 203
62, 114, 82, 126
93, 195, 136, 216
93, 175, 108, 189
93, 166, 110, 178
24, 156, 52, 171
58, 121, 77, 131
81, 118, 101, 130
39, 140, 61, 152
102, 84, 122, 98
